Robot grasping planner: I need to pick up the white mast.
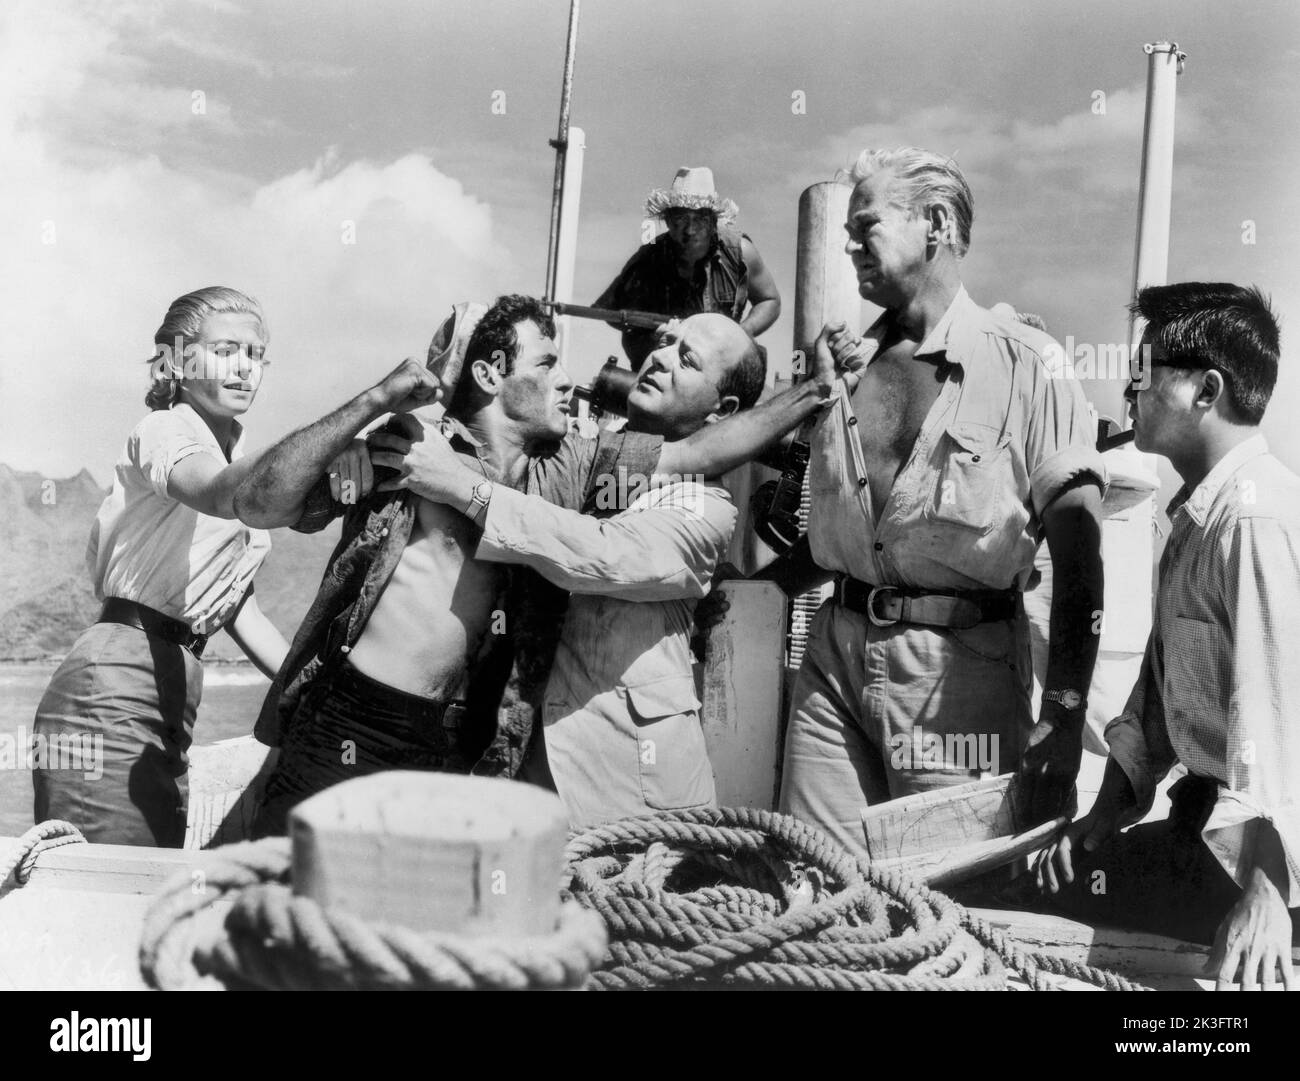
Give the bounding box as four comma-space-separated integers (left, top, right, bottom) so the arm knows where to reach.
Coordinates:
1129, 41, 1187, 364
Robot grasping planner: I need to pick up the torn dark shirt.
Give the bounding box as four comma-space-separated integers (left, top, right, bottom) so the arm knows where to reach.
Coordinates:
254, 419, 663, 779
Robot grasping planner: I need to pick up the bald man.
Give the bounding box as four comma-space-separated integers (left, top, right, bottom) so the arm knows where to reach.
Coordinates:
375, 314, 767, 825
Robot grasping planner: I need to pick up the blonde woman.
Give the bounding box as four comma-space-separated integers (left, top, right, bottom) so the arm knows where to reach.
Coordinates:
33, 286, 291, 847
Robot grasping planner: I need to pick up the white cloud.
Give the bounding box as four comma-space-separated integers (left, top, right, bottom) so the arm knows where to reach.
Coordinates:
152, 28, 275, 79
817, 85, 1204, 201
0, 1, 516, 481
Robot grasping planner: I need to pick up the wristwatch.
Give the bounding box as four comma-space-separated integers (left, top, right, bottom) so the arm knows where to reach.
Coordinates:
1042, 688, 1085, 711
466, 479, 493, 522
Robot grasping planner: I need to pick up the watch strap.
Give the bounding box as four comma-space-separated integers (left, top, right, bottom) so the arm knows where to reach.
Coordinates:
466, 479, 492, 521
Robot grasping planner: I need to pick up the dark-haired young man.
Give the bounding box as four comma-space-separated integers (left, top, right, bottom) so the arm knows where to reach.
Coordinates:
1036, 282, 1300, 990
372, 313, 767, 826
233, 296, 846, 832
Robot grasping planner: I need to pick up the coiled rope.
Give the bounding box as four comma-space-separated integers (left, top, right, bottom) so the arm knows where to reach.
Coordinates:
8, 812, 1148, 990
563, 807, 1150, 991
1, 820, 86, 888
137, 838, 608, 991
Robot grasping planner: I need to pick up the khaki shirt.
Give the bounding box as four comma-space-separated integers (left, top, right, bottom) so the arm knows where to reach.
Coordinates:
476, 478, 736, 824
807, 287, 1106, 591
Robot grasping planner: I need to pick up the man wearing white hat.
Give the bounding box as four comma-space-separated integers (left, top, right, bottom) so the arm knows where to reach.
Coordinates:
594, 166, 782, 369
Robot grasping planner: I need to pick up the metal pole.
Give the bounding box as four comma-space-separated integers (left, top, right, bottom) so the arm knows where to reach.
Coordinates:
545, 0, 581, 304
1129, 41, 1186, 349
553, 126, 585, 366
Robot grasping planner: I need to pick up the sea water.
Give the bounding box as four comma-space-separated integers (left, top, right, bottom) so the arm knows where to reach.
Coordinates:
0, 662, 269, 837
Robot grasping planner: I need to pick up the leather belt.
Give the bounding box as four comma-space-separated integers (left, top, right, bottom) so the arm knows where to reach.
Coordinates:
832, 577, 1019, 630
336, 660, 467, 735
99, 597, 209, 657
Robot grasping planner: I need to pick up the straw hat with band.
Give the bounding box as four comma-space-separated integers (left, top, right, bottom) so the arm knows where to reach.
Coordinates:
644, 167, 739, 227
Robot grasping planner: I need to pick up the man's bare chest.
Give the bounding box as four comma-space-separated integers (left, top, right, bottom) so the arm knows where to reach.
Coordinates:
853, 344, 948, 473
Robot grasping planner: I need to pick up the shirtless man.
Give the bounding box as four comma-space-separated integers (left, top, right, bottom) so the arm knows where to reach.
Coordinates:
232, 295, 847, 832
372, 313, 770, 827
759, 147, 1107, 856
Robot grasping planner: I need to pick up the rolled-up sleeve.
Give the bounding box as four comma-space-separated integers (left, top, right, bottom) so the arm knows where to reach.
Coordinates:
132, 411, 220, 500
1206, 516, 1300, 903
1024, 351, 1108, 518
477, 484, 736, 601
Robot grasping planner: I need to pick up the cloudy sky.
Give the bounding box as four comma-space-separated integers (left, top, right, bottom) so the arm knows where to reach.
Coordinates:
3, 0, 1298, 490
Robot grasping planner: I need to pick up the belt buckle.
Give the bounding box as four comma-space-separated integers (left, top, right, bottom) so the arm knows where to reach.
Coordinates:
442, 702, 466, 732
866, 585, 900, 627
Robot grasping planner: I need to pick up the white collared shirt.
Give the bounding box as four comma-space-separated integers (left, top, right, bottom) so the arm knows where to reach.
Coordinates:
87, 403, 271, 634
1105, 434, 1300, 903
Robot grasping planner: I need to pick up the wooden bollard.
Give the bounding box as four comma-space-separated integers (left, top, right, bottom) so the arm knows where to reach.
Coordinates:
794, 181, 871, 358
289, 772, 569, 937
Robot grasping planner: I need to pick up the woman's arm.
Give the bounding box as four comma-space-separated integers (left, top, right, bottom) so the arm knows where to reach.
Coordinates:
166, 453, 260, 519
224, 592, 289, 680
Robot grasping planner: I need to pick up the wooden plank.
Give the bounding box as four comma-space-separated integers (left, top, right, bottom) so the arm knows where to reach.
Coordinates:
860, 775, 1074, 887
861, 773, 1024, 862
0, 838, 207, 895
699, 581, 787, 810
970, 906, 1300, 982
185, 735, 278, 849
871, 816, 1067, 887
0, 887, 154, 990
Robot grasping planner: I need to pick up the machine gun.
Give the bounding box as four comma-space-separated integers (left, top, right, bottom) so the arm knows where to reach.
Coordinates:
549, 301, 672, 332
568, 357, 640, 418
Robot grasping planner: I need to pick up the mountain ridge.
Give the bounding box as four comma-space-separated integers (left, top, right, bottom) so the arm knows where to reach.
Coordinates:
0, 462, 336, 661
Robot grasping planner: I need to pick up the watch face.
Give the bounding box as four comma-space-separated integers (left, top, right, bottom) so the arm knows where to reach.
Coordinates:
1058, 690, 1082, 709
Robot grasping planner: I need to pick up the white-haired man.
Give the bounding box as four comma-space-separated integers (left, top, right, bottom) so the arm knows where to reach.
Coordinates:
758, 146, 1107, 853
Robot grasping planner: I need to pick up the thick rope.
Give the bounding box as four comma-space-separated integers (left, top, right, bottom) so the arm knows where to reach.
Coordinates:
14, 811, 1146, 991
1, 820, 87, 888
563, 807, 1151, 991
138, 838, 608, 991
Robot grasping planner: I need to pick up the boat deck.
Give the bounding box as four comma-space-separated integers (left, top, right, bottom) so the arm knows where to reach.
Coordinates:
0, 850, 1239, 991
2, 748, 1288, 991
